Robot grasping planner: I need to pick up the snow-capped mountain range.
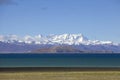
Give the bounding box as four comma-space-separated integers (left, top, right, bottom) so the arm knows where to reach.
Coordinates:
0, 34, 118, 45
0, 34, 120, 53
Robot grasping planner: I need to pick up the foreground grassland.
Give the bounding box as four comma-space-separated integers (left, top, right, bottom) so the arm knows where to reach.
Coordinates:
0, 71, 120, 80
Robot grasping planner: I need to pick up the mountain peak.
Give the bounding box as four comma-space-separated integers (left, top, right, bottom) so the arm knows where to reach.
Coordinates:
0, 34, 120, 53
0, 34, 118, 45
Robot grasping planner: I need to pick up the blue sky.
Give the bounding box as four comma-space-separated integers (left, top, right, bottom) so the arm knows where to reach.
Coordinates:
0, 0, 120, 42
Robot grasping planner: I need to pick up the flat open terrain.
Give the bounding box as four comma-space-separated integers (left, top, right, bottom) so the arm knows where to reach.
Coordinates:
0, 68, 120, 80
1, 71, 120, 80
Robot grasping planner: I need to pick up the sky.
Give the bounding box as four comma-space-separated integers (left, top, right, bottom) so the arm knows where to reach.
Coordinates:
0, 0, 120, 43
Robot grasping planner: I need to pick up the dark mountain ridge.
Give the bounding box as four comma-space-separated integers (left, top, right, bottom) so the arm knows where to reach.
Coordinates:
0, 41, 118, 53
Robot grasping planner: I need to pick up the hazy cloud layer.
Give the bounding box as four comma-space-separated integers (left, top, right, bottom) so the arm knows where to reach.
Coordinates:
0, 0, 17, 5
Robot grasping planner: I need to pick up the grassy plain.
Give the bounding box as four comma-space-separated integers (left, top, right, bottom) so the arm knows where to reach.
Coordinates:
0, 71, 120, 80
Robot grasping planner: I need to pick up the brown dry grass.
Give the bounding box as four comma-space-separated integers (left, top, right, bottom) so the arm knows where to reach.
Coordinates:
0, 71, 120, 80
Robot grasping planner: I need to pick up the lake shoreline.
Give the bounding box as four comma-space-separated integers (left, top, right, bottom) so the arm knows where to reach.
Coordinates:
1, 67, 120, 72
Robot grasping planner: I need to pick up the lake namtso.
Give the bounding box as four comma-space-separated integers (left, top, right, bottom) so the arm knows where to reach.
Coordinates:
0, 53, 120, 67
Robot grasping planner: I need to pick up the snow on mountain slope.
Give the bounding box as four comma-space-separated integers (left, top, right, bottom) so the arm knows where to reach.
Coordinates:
0, 34, 118, 45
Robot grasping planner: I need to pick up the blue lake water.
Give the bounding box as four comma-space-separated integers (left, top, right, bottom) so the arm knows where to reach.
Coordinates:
0, 53, 120, 67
